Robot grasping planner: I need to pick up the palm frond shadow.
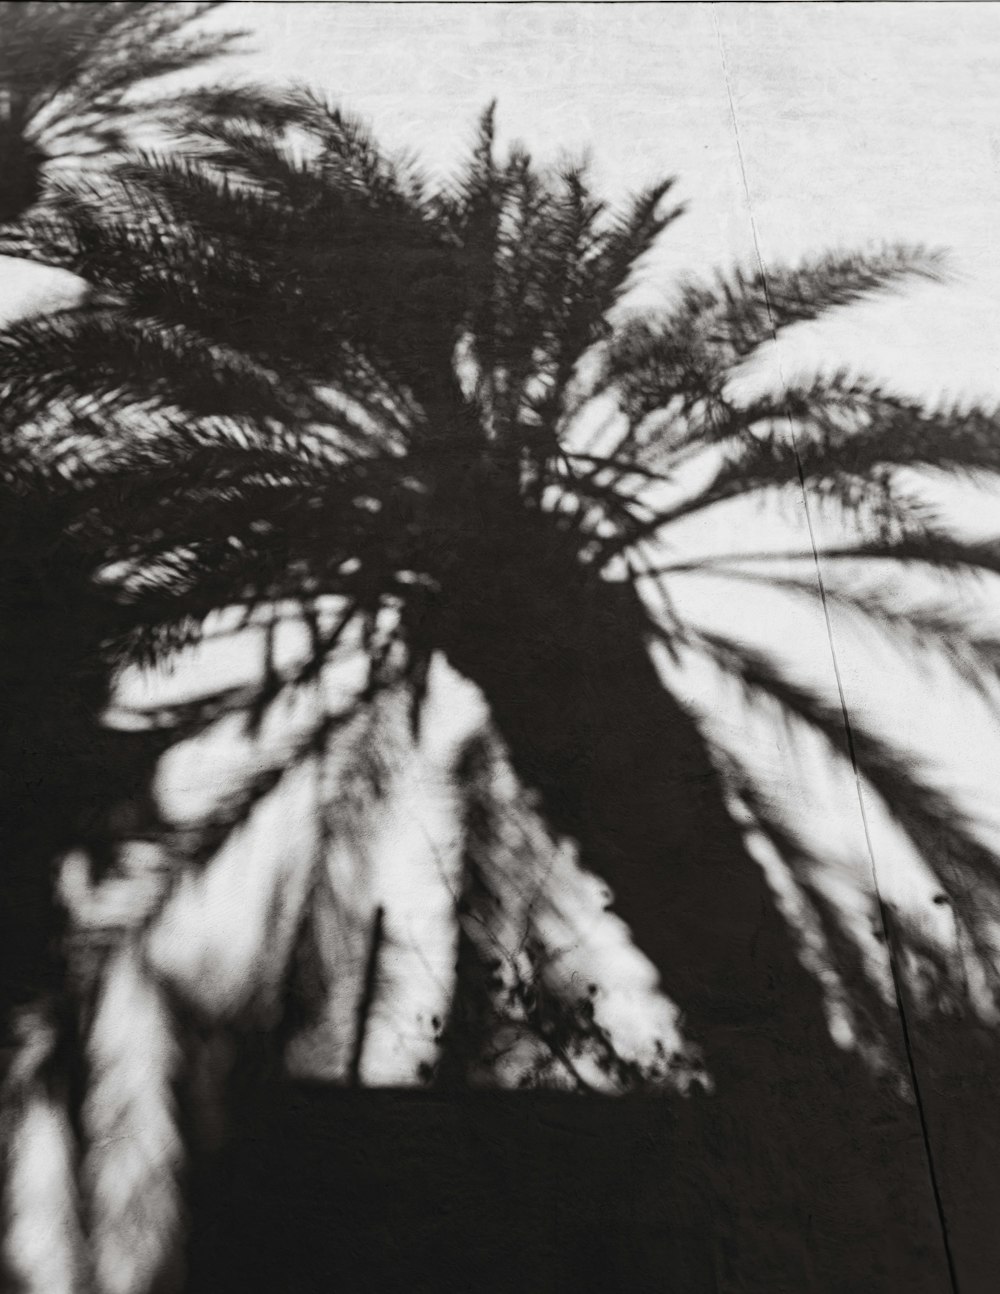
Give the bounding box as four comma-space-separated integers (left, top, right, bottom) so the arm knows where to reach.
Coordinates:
0, 3, 244, 223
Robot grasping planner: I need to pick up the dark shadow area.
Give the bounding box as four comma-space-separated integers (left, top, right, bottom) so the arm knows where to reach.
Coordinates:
908, 1009, 1000, 1293
185, 1079, 967, 1294
0, 522, 139, 1039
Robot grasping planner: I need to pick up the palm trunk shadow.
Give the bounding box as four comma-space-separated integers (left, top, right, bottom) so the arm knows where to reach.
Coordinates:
425, 516, 953, 1289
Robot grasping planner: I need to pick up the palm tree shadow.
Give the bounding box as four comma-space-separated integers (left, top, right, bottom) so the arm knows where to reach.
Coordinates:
5, 83, 1000, 1291
175, 536, 998, 1294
